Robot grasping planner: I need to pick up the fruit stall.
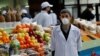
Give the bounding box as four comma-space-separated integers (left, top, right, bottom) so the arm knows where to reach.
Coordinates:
0, 23, 52, 56
0, 21, 100, 56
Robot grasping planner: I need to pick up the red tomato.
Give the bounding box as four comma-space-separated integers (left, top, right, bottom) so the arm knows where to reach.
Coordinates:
23, 44, 27, 49
20, 41, 24, 45
20, 45, 24, 49
26, 44, 29, 48
30, 42, 34, 47
27, 39, 31, 43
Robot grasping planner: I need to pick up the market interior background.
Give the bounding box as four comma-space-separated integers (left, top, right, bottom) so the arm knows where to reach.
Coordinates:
0, 0, 100, 56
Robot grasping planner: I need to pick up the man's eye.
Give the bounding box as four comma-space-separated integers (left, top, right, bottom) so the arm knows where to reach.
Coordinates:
62, 16, 64, 18
65, 15, 68, 17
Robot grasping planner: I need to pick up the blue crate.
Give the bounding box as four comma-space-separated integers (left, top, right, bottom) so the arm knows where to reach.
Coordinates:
80, 46, 100, 56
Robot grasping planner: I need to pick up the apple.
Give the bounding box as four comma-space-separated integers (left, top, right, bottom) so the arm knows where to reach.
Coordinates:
28, 28, 35, 36
40, 43, 44, 47
30, 23, 38, 30
35, 31, 42, 36
25, 24, 30, 28
16, 24, 22, 29
21, 24, 26, 28
31, 36, 35, 40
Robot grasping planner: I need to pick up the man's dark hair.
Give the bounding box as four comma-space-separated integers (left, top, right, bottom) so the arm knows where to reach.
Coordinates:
41, 6, 50, 10
87, 4, 94, 10
41, 7, 47, 10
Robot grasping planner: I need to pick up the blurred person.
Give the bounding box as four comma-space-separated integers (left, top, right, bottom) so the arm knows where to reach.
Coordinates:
33, 1, 53, 27
21, 17, 32, 24
51, 9, 82, 56
21, 9, 32, 18
49, 10, 57, 26
21, 9, 32, 23
2, 10, 7, 17
80, 4, 95, 21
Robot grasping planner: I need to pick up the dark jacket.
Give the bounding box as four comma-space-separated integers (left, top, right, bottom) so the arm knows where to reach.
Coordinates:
80, 9, 95, 21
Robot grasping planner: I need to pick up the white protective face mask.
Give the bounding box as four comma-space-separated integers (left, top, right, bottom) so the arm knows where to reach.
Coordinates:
61, 18, 70, 25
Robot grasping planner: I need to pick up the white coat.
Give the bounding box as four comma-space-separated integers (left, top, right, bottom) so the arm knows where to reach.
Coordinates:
51, 24, 82, 56
21, 17, 32, 24
49, 13, 57, 26
33, 11, 52, 27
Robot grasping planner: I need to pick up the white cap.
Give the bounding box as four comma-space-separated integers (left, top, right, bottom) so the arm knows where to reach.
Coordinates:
41, 2, 53, 9
2, 10, 7, 15
21, 9, 27, 13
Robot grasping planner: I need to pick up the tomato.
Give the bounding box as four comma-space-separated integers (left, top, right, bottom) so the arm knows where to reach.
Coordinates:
29, 42, 34, 47
21, 24, 26, 28
27, 39, 31, 44
20, 45, 24, 49
17, 37, 24, 41
23, 44, 27, 49
25, 35, 30, 40
25, 44, 29, 48
20, 41, 24, 45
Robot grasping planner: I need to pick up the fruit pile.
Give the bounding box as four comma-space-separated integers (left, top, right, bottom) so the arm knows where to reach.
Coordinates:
0, 28, 10, 45
12, 24, 30, 33
11, 23, 51, 56
16, 33, 45, 56
12, 23, 51, 44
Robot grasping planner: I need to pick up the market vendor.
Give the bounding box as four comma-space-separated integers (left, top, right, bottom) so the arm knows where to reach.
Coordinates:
33, 1, 53, 27
51, 9, 82, 56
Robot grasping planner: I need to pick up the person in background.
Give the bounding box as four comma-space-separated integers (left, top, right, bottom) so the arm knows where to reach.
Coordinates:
2, 10, 7, 17
51, 9, 82, 56
49, 10, 57, 26
21, 9, 32, 24
21, 9, 32, 18
33, 1, 53, 27
80, 4, 95, 21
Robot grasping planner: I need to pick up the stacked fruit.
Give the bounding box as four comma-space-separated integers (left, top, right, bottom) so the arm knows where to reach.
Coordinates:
12, 23, 51, 56
16, 33, 45, 56
13, 23, 51, 44
12, 24, 30, 33
0, 28, 10, 45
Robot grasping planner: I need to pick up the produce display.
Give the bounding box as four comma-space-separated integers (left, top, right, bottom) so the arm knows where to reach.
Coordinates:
0, 28, 10, 44
0, 23, 51, 56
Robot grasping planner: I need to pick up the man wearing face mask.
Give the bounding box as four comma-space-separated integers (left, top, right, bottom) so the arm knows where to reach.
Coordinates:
51, 9, 82, 56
